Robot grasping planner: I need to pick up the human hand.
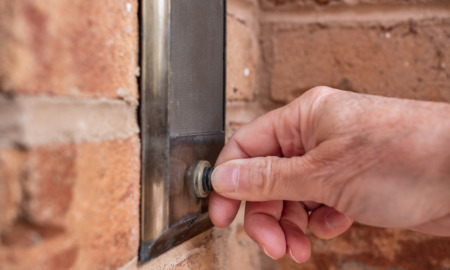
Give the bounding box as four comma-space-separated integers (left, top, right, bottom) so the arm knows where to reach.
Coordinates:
209, 86, 450, 263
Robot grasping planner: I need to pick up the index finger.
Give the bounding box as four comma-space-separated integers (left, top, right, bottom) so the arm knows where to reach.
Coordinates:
216, 99, 305, 166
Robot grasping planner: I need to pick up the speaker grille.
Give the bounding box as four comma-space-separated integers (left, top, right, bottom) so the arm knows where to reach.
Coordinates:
170, 0, 225, 136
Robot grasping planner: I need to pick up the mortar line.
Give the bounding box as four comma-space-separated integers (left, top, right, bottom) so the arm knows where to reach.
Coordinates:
0, 95, 139, 148
261, 3, 450, 26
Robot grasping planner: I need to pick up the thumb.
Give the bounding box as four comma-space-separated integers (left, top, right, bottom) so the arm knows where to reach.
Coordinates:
211, 155, 332, 203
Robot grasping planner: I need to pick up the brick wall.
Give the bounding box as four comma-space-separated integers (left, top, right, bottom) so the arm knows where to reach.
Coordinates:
0, 1, 141, 269
227, 0, 450, 269
1, 0, 449, 269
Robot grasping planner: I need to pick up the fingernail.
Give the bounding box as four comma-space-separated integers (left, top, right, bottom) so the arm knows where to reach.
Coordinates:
326, 210, 351, 229
289, 248, 300, 264
263, 245, 277, 260
211, 165, 239, 193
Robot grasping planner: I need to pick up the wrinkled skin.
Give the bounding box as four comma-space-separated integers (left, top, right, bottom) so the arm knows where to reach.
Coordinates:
209, 87, 450, 263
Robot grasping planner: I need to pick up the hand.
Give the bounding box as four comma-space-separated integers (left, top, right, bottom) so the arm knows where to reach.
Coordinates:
209, 86, 450, 263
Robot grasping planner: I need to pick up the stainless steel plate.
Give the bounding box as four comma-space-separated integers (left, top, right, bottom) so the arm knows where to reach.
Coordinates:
140, 0, 225, 264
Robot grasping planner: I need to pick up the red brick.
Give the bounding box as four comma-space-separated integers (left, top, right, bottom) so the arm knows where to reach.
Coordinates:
21, 145, 76, 226
0, 0, 138, 99
227, 15, 258, 101
260, 0, 339, 8
0, 151, 23, 232
0, 135, 140, 270
277, 224, 450, 270
259, 0, 435, 9
359, 0, 434, 3
72, 135, 140, 269
264, 19, 450, 103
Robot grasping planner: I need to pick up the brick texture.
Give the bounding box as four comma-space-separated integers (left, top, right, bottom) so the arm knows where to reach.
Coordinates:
226, 14, 258, 101
0, 0, 138, 99
264, 18, 450, 103
226, 0, 261, 102
0, 136, 140, 270
0, 0, 142, 269
0, 152, 23, 232
225, 0, 271, 139
260, 0, 435, 9
277, 224, 450, 269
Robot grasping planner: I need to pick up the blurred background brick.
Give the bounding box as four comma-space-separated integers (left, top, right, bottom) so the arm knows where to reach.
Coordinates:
264, 19, 450, 103
0, 1, 141, 269
0, 0, 138, 99
0, 136, 140, 270
277, 224, 450, 269
226, 14, 258, 102
259, 0, 436, 10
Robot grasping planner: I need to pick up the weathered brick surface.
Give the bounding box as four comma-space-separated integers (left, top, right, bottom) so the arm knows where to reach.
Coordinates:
73, 135, 140, 269
225, 0, 268, 142
260, 0, 342, 8
0, 136, 140, 270
260, 0, 435, 9
227, 15, 258, 101
226, 0, 260, 102
0, 151, 23, 232
277, 224, 450, 270
0, 0, 138, 99
21, 145, 76, 226
263, 18, 450, 103
0, 0, 141, 269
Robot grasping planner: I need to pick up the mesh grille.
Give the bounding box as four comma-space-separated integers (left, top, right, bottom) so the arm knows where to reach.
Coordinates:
170, 0, 225, 136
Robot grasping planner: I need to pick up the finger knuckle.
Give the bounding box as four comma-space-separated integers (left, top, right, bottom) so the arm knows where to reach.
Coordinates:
309, 86, 332, 95
249, 157, 278, 198
297, 86, 337, 118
